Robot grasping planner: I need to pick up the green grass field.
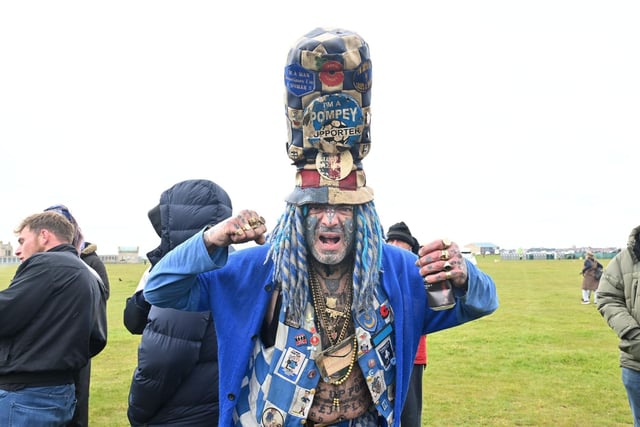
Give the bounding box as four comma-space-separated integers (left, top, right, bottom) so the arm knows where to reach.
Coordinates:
0, 257, 632, 426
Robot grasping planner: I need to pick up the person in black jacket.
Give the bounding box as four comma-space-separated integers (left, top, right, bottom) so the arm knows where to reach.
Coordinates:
124, 179, 232, 426
45, 204, 110, 427
0, 211, 106, 426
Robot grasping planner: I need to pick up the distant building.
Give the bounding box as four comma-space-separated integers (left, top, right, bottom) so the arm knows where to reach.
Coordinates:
0, 241, 13, 257
0, 241, 18, 264
499, 246, 621, 261
464, 243, 499, 255
0, 241, 142, 264
116, 246, 140, 263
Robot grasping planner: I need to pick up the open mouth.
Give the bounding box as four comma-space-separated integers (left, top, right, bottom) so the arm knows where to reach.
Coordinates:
320, 235, 340, 245
318, 233, 342, 250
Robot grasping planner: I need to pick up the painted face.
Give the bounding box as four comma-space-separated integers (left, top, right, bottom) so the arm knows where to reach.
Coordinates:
304, 204, 355, 265
15, 227, 46, 262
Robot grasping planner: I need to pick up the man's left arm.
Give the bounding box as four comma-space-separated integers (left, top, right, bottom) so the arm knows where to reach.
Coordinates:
454, 260, 499, 321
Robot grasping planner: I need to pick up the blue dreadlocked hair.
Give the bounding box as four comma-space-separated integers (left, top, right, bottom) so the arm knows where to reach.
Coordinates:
267, 201, 385, 325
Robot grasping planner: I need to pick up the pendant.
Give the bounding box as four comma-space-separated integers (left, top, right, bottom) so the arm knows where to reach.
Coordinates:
326, 297, 337, 309
333, 397, 340, 410
325, 307, 343, 319
315, 334, 355, 383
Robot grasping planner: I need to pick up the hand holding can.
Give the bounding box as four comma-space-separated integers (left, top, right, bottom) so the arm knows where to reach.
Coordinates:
416, 238, 468, 310
425, 279, 456, 310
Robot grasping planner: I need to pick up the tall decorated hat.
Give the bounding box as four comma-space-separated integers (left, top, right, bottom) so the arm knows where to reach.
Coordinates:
284, 27, 373, 206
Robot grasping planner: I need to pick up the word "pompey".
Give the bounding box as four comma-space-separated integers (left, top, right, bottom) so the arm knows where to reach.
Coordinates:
310, 108, 360, 123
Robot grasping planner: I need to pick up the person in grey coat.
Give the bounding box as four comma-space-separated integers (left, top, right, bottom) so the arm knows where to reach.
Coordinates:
597, 225, 640, 426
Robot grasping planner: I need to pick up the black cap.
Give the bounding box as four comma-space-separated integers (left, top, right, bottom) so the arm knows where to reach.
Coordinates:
386, 221, 420, 254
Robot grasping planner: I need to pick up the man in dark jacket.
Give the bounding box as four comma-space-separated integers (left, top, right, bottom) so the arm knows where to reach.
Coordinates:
0, 211, 105, 426
124, 179, 232, 426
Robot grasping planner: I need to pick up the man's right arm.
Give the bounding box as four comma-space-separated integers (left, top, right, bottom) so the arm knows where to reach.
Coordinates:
144, 209, 268, 309
597, 255, 640, 338
143, 230, 228, 310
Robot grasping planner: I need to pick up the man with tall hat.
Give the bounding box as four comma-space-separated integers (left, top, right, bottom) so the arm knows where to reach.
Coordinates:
144, 27, 499, 426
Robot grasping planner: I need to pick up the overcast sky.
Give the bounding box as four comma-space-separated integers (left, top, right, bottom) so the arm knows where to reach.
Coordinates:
0, 1, 638, 256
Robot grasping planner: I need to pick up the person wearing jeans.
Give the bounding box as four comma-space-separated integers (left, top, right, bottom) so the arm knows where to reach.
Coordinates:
0, 212, 105, 426
597, 225, 640, 426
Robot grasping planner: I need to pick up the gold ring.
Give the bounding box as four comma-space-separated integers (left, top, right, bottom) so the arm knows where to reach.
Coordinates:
439, 250, 449, 261
442, 238, 451, 248
248, 216, 266, 229
235, 228, 244, 236
445, 271, 452, 280
242, 223, 252, 231
443, 261, 452, 271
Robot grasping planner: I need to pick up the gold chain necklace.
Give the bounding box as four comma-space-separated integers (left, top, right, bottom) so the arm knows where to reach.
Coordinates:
309, 268, 357, 410
309, 269, 352, 346
329, 334, 358, 410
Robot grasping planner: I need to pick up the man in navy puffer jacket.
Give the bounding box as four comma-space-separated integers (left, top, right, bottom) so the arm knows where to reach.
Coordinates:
124, 179, 232, 426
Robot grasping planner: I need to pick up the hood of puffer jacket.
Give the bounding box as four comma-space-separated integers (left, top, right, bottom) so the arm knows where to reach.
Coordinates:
81, 242, 98, 256
146, 179, 233, 267
628, 225, 640, 263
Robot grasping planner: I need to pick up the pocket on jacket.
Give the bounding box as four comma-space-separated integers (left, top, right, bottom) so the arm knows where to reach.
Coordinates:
620, 339, 640, 359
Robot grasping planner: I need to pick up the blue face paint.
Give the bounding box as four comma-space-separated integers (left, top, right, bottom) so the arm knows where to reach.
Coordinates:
304, 204, 356, 265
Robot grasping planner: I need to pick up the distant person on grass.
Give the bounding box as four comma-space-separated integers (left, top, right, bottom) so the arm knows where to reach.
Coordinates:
0, 211, 106, 426
124, 179, 231, 426
580, 250, 602, 305
597, 225, 640, 426
44, 204, 110, 427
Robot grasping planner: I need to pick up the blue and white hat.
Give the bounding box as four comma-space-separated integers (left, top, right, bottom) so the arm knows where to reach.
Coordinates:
284, 28, 373, 206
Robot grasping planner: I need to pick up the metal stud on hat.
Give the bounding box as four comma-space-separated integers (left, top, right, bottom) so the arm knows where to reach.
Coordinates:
283, 28, 374, 206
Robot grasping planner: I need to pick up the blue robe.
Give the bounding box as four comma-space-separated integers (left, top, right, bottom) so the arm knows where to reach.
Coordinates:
144, 230, 498, 426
